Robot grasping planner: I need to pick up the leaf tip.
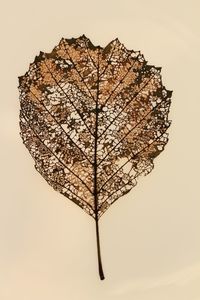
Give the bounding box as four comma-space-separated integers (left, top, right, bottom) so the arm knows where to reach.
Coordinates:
18, 76, 23, 86
167, 90, 173, 98
156, 66, 162, 71
34, 51, 45, 63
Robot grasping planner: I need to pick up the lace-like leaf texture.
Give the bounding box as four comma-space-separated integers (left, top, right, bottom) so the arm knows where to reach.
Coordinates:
19, 35, 172, 219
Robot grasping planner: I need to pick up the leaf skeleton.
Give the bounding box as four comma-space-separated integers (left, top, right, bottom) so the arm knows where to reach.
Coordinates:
19, 35, 172, 280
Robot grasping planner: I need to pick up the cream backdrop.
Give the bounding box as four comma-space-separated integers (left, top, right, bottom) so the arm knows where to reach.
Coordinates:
0, 0, 200, 299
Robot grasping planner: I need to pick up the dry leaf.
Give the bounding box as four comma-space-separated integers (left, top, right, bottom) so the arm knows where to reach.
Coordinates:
18, 35, 172, 279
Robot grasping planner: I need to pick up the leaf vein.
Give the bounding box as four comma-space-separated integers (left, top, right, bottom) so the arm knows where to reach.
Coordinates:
98, 96, 168, 167
63, 44, 96, 103
21, 111, 93, 194
43, 59, 95, 137
98, 73, 156, 140
98, 127, 169, 194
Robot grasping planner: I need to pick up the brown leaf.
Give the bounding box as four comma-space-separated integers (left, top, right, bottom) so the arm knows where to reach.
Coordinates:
18, 35, 172, 280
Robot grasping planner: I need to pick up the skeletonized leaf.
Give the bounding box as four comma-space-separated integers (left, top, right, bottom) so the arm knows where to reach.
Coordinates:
18, 35, 172, 279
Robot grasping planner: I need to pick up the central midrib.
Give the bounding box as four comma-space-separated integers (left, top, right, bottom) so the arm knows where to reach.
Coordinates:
93, 48, 105, 280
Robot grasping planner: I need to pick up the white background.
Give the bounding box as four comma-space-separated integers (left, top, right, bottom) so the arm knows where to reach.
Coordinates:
0, 0, 200, 299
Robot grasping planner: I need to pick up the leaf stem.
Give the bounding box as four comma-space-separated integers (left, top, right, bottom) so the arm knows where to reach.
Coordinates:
95, 213, 105, 280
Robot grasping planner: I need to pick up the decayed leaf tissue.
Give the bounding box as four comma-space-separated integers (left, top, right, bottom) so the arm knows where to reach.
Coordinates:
18, 35, 172, 279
